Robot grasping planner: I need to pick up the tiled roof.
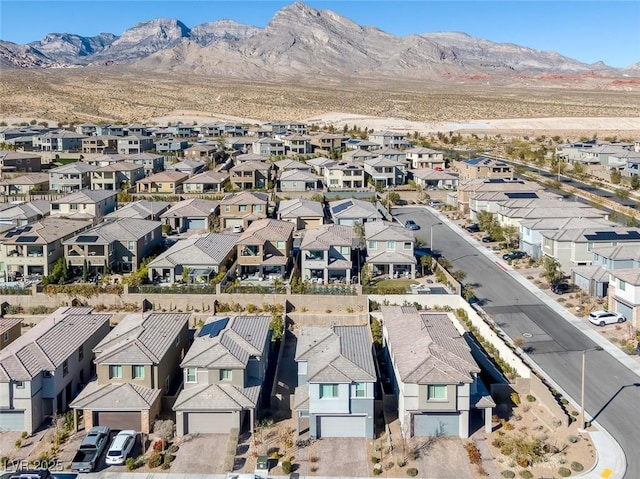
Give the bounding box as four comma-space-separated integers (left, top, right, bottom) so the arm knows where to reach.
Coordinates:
166, 160, 206, 170
94, 162, 143, 172
301, 224, 353, 250
230, 161, 270, 172
277, 198, 324, 219
365, 221, 414, 241
0, 307, 110, 381
541, 227, 640, 243
237, 218, 294, 244
367, 250, 416, 265
329, 198, 381, 220
0, 317, 21, 336
520, 217, 614, 231
0, 217, 92, 245
70, 382, 161, 410
181, 315, 271, 369
49, 162, 96, 174
160, 198, 219, 218
137, 171, 188, 183
94, 313, 190, 365
591, 244, 640, 261
275, 159, 309, 170
105, 200, 170, 220
52, 189, 116, 204
499, 206, 606, 220
147, 233, 237, 268
0, 200, 50, 220
295, 326, 376, 383
381, 306, 479, 384
571, 265, 610, 283
173, 383, 260, 411
610, 268, 640, 286
183, 171, 229, 184
280, 169, 318, 182
64, 218, 160, 245
410, 168, 458, 181
221, 191, 268, 206
5, 173, 49, 185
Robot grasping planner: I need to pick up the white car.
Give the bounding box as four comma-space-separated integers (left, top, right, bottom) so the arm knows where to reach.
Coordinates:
232, 225, 243, 233
588, 310, 625, 327
105, 430, 136, 465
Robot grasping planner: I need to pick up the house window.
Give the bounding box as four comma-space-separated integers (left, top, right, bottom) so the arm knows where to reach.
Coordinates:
15, 381, 24, 388
320, 383, 339, 398
368, 241, 377, 249
277, 241, 286, 249
43, 371, 52, 378
239, 205, 247, 212
254, 204, 263, 212
186, 368, 197, 383
78, 345, 84, 361
587, 242, 594, 252
220, 369, 232, 381
387, 241, 396, 249
3, 332, 8, 342
341, 246, 350, 255
354, 382, 366, 398
109, 365, 122, 379
70, 204, 78, 210
63, 360, 69, 377
427, 385, 447, 400
225, 205, 231, 212
132, 365, 145, 379
175, 334, 180, 346
128, 241, 135, 250
619, 280, 626, 291
403, 242, 412, 250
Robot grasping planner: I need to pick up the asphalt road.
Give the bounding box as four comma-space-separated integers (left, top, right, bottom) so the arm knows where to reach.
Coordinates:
395, 206, 640, 479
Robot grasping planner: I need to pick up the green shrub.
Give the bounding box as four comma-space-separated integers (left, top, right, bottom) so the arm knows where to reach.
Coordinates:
371, 456, 380, 464
571, 461, 584, 472
282, 461, 292, 474
502, 471, 515, 478
125, 458, 140, 471
21, 432, 28, 439
567, 435, 578, 443
397, 457, 406, 467
519, 471, 533, 479
407, 468, 419, 477
510, 392, 520, 406
146, 452, 163, 469
373, 468, 382, 476
558, 467, 572, 477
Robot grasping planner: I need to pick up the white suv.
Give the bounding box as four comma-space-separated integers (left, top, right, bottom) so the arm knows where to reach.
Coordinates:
588, 310, 625, 327
105, 430, 136, 465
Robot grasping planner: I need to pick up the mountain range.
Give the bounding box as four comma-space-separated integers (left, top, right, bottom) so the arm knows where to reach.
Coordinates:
1, 2, 637, 83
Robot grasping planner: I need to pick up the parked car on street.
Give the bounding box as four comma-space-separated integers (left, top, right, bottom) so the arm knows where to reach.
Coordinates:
405, 219, 420, 230
588, 310, 625, 326
105, 430, 136, 466
502, 250, 526, 261
71, 426, 111, 472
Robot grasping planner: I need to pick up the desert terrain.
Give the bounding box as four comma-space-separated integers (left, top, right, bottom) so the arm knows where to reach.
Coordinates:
2, 68, 640, 137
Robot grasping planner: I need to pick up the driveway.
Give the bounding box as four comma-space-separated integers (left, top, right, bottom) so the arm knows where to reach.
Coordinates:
293, 437, 369, 477
170, 434, 229, 473
408, 437, 474, 479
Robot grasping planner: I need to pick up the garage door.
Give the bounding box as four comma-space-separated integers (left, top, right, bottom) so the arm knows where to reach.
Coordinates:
185, 218, 206, 230
317, 415, 366, 438
185, 412, 235, 434
0, 411, 24, 431
413, 413, 459, 437
94, 411, 141, 431
225, 218, 242, 228
338, 219, 354, 226
615, 300, 633, 322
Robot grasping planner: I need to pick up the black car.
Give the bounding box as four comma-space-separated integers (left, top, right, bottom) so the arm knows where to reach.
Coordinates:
466, 223, 480, 233
502, 250, 526, 261
551, 283, 571, 294
481, 235, 493, 243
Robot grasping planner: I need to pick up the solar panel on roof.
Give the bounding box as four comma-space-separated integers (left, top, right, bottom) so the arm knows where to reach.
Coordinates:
331, 201, 353, 214
584, 231, 640, 241
76, 235, 100, 243
505, 192, 539, 199
16, 236, 38, 243
198, 317, 229, 338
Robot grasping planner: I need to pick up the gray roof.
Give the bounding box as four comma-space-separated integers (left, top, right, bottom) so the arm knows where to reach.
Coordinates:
5, 173, 49, 185
166, 159, 206, 170
280, 169, 319, 182
147, 233, 237, 269
275, 159, 309, 170
571, 265, 610, 283
609, 268, 640, 286
0, 200, 50, 221
329, 198, 382, 221
410, 168, 459, 181
237, 218, 294, 245
49, 162, 96, 174
221, 191, 268, 206
381, 306, 479, 384
0, 307, 110, 381
519, 217, 614, 231
105, 200, 170, 220
301, 224, 353, 250
0, 217, 92, 245
181, 315, 270, 369
183, 171, 229, 184
173, 383, 261, 411
592, 244, 640, 261
499, 206, 606, 220
541, 227, 640, 243
277, 198, 324, 219
70, 382, 161, 410
64, 218, 160, 245
52, 189, 116, 205
160, 198, 219, 219
295, 326, 376, 383
93, 313, 190, 365
364, 156, 404, 167
365, 221, 414, 241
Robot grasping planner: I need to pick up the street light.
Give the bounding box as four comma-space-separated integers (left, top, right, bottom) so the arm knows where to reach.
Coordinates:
430, 222, 443, 254
580, 346, 603, 430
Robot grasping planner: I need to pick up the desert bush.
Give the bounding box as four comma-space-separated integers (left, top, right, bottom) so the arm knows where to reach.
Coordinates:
125, 458, 139, 471
282, 461, 292, 474
146, 452, 162, 469
571, 461, 584, 472
371, 456, 380, 464
373, 468, 382, 475
526, 394, 536, 402
464, 442, 482, 465
397, 456, 406, 467
519, 471, 533, 479
501, 471, 515, 478
407, 468, 419, 477
558, 467, 572, 477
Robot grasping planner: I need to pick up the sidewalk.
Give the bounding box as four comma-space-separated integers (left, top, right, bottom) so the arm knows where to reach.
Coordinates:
428, 206, 629, 479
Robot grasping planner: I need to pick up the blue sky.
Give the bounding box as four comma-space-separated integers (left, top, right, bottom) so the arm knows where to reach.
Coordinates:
1, 1, 639, 67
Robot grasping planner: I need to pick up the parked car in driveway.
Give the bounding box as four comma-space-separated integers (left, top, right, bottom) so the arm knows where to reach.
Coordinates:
588, 310, 625, 326
105, 430, 136, 466
481, 235, 493, 243
232, 225, 243, 233
551, 283, 571, 295
429, 200, 444, 208
405, 219, 420, 230
71, 426, 110, 472
466, 223, 480, 233
502, 250, 526, 261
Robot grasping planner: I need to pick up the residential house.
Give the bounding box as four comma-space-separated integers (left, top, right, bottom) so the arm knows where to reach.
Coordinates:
623, 155, 640, 178
70, 312, 190, 433
124, 152, 165, 176
235, 152, 267, 164
183, 171, 229, 194
0, 200, 49, 227
48, 162, 96, 192
174, 315, 272, 435
124, 124, 150, 137
81, 135, 119, 154
364, 157, 406, 188
277, 198, 325, 231
0, 173, 49, 195
300, 224, 354, 284
309, 133, 348, 152
105, 200, 170, 221
236, 218, 294, 280
226, 137, 255, 153
279, 169, 321, 192
410, 168, 459, 190
324, 162, 365, 189
341, 149, 378, 164
51, 189, 117, 220
0, 307, 111, 433
0, 151, 43, 173
97, 125, 126, 137
183, 143, 218, 160
0, 317, 21, 350
405, 147, 445, 170
82, 154, 127, 168
136, 171, 189, 194
76, 123, 99, 136
365, 221, 416, 279
329, 198, 382, 226
496, 202, 607, 229
219, 191, 269, 230
369, 131, 409, 149
160, 198, 219, 233
381, 306, 492, 438
293, 325, 376, 438
274, 159, 312, 174
64, 218, 162, 275
541, 227, 640, 273
248, 127, 272, 138
572, 244, 640, 298
166, 159, 207, 176
147, 233, 237, 284
117, 135, 154, 155
91, 162, 145, 191
457, 179, 546, 216
36, 130, 85, 152
346, 139, 381, 151
230, 161, 271, 190
252, 138, 285, 158
279, 134, 312, 155
608, 269, 640, 327
0, 217, 92, 279
457, 157, 513, 181
375, 147, 406, 163
284, 122, 308, 135
307, 157, 335, 176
